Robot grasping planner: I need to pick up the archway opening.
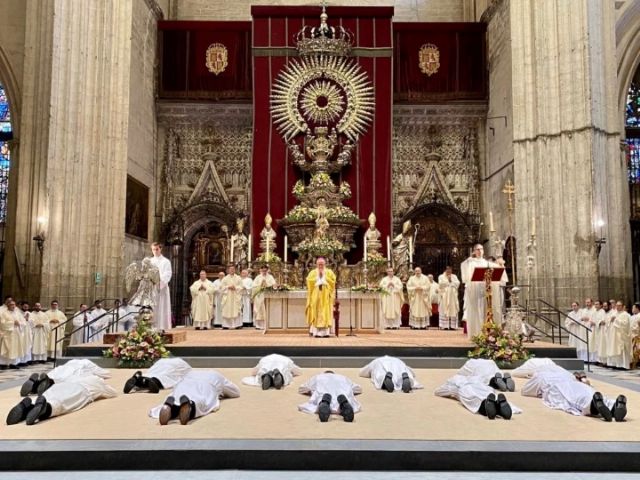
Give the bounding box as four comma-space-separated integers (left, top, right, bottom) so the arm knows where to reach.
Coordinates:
0, 83, 12, 293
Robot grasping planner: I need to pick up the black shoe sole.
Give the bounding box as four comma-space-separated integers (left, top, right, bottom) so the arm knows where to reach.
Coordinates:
25, 398, 47, 425
485, 394, 497, 419
20, 373, 40, 397
123, 377, 137, 394
179, 395, 193, 425
272, 371, 284, 390
614, 395, 627, 422
382, 376, 394, 393
496, 393, 512, 420
401, 374, 412, 393
318, 402, 331, 422
593, 392, 613, 422
6, 399, 31, 425
503, 374, 516, 392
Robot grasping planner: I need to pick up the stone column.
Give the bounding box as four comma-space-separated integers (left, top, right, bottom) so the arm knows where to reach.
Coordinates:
37, 0, 133, 308
510, 0, 631, 306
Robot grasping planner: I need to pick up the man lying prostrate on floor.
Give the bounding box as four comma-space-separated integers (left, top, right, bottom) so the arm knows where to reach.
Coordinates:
519, 362, 627, 422
298, 371, 362, 423
21, 358, 111, 397
241, 353, 302, 390
123, 357, 192, 394
510, 358, 559, 378
359, 355, 423, 393
7, 374, 117, 425
149, 370, 240, 425
457, 358, 515, 392
434, 374, 521, 420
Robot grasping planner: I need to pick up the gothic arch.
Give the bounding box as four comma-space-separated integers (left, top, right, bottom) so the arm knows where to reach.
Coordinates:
0, 44, 20, 137
617, 0, 640, 131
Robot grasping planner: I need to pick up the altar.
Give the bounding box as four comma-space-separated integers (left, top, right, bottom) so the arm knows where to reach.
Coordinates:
264, 290, 382, 333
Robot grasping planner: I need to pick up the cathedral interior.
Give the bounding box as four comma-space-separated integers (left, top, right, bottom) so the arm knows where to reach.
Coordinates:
0, 0, 638, 313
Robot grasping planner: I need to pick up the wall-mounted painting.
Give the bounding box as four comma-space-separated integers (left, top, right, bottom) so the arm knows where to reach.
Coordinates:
125, 175, 149, 240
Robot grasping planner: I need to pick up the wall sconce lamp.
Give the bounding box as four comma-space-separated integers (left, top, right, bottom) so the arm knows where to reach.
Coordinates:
595, 219, 606, 257
33, 216, 47, 253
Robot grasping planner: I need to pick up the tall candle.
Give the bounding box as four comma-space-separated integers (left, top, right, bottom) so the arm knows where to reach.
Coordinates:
266, 236, 270, 259
247, 235, 252, 263
284, 235, 288, 263
230, 234, 235, 264
489, 211, 495, 233
387, 236, 391, 262
531, 216, 536, 236
364, 236, 368, 262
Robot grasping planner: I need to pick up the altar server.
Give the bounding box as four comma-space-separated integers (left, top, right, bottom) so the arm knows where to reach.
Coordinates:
298, 371, 361, 422
242, 353, 302, 389
150, 370, 240, 425
0, 299, 23, 369
46, 300, 66, 359
240, 269, 254, 327
605, 301, 631, 369
70, 304, 90, 345
149, 242, 173, 331
30, 303, 49, 363
359, 355, 422, 393
212, 271, 225, 328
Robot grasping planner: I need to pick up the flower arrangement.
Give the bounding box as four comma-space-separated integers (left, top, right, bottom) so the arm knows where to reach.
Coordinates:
351, 285, 386, 294
103, 315, 169, 368
339, 181, 352, 199
255, 252, 282, 263
297, 237, 347, 256
363, 254, 388, 266
253, 284, 294, 299
309, 172, 335, 189
292, 180, 306, 199
468, 320, 530, 364
284, 205, 315, 222
326, 205, 360, 223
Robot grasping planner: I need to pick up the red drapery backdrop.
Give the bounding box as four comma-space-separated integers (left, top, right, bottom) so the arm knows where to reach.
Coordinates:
158, 21, 252, 100
393, 23, 487, 102
251, 6, 394, 263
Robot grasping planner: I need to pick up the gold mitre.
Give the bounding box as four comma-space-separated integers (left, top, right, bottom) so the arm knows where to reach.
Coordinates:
402, 219, 412, 234
368, 212, 376, 225
265, 213, 273, 226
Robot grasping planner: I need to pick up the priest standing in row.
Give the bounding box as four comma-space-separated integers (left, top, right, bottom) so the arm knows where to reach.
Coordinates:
438, 266, 460, 330
150, 242, 173, 331
380, 268, 404, 329
240, 269, 253, 327
221, 264, 243, 329
189, 270, 215, 330
406, 267, 431, 330
252, 265, 276, 330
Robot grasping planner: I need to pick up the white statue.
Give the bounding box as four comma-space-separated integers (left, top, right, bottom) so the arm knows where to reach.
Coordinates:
232, 217, 248, 266
260, 213, 277, 253
365, 212, 382, 257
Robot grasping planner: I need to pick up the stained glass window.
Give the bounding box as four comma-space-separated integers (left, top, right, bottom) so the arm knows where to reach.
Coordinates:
626, 78, 640, 128
0, 83, 10, 223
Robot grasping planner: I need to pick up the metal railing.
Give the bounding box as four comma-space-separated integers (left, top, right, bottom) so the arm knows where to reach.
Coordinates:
525, 298, 592, 370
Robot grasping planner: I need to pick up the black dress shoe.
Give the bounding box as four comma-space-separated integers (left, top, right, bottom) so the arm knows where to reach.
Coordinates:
503, 373, 516, 392
21, 373, 41, 397
591, 392, 613, 422
272, 369, 284, 389
36, 374, 54, 395
382, 372, 394, 393
25, 396, 52, 425
318, 393, 332, 422
337, 394, 354, 422
179, 395, 195, 425
401, 372, 412, 393
123, 371, 142, 394
261, 372, 273, 390
6, 397, 33, 425
483, 393, 498, 419
489, 373, 507, 392
496, 393, 512, 420
146, 377, 162, 394
613, 395, 627, 422
159, 396, 176, 425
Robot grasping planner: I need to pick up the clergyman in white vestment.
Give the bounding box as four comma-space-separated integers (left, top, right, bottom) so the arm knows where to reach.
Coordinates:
149, 242, 173, 331
298, 372, 362, 422
149, 370, 240, 425
123, 357, 193, 394
438, 266, 460, 330
189, 270, 215, 330
252, 265, 276, 330
359, 355, 423, 393
241, 353, 302, 388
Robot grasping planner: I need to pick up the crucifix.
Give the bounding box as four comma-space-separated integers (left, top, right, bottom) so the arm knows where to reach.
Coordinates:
502, 179, 517, 285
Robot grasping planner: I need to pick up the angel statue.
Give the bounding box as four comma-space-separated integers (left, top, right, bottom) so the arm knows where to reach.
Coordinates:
126, 257, 160, 308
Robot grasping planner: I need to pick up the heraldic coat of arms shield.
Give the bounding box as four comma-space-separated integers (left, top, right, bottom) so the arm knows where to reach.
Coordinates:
206, 43, 228, 75
419, 43, 440, 76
